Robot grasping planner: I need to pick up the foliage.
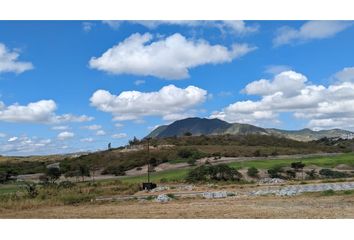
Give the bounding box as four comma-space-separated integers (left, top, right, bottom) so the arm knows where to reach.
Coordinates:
291, 161, 305, 171
285, 170, 296, 179
305, 169, 318, 179
267, 166, 284, 178
23, 182, 38, 198
46, 167, 61, 183
247, 167, 259, 178
186, 164, 242, 182
102, 166, 126, 176
319, 169, 349, 179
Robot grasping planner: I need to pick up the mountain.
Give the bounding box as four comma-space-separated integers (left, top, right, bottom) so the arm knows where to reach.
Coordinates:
146, 117, 354, 141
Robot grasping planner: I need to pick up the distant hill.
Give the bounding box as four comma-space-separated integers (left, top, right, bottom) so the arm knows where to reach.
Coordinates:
146, 117, 354, 141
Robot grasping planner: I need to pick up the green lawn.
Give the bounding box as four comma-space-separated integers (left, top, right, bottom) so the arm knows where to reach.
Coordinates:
120, 153, 354, 183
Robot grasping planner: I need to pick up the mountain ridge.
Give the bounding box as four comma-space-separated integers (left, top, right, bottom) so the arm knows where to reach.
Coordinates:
146, 117, 354, 141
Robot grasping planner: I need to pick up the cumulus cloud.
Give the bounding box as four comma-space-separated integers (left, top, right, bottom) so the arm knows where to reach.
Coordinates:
0, 99, 93, 124
89, 33, 256, 79
211, 68, 354, 130
103, 20, 258, 35
96, 130, 106, 136
80, 137, 94, 142
112, 133, 127, 139
51, 125, 69, 131
115, 123, 124, 128
274, 21, 352, 46
57, 131, 74, 140
0, 136, 52, 154
8, 136, 18, 142
90, 84, 207, 121
82, 124, 102, 130
0, 43, 34, 74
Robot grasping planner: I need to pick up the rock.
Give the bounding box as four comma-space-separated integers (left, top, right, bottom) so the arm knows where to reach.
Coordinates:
202, 191, 227, 199
150, 186, 170, 192
155, 194, 171, 203
259, 178, 285, 184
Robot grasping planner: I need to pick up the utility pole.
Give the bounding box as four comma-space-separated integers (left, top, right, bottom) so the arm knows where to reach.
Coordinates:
147, 137, 151, 183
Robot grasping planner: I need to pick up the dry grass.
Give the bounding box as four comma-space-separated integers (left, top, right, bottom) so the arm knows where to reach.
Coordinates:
1, 194, 354, 219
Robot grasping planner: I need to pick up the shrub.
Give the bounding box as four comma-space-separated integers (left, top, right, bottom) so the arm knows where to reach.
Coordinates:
23, 182, 38, 198
58, 180, 76, 189
247, 167, 259, 178
102, 166, 126, 176
186, 164, 242, 182
319, 169, 349, 179
285, 170, 296, 179
305, 169, 318, 180
46, 167, 61, 183
267, 166, 284, 178
61, 194, 93, 205
187, 159, 197, 166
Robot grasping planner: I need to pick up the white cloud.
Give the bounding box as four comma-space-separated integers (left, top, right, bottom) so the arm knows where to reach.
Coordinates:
8, 136, 18, 142
0, 43, 33, 74
96, 130, 106, 136
211, 68, 354, 130
112, 133, 127, 139
134, 80, 145, 86
51, 125, 69, 131
0, 99, 93, 124
1, 136, 52, 154
243, 71, 308, 97
115, 123, 124, 128
89, 33, 256, 80
0, 132, 6, 138
82, 22, 95, 32
264, 65, 292, 75
80, 137, 94, 142
274, 21, 352, 46
333, 67, 354, 83
90, 84, 207, 121
103, 20, 258, 35
57, 131, 74, 140
82, 124, 102, 130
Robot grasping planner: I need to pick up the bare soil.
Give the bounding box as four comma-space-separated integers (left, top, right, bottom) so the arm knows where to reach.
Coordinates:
1, 194, 353, 219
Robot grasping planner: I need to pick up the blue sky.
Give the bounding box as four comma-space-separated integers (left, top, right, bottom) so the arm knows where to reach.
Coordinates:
1, 20, 354, 155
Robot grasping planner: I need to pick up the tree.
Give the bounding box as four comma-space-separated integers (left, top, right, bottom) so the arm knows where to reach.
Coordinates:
46, 167, 61, 183
23, 182, 38, 198
247, 167, 259, 178
77, 164, 90, 182
291, 161, 305, 179
184, 132, 192, 136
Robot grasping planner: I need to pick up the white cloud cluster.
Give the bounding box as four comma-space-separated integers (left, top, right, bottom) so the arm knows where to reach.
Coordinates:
82, 124, 102, 130
0, 99, 93, 124
80, 137, 94, 142
211, 68, 354, 130
0, 136, 52, 154
96, 130, 106, 136
274, 21, 352, 46
89, 33, 256, 79
57, 131, 74, 140
112, 133, 127, 139
103, 20, 258, 35
0, 43, 33, 74
90, 84, 207, 121
51, 125, 69, 131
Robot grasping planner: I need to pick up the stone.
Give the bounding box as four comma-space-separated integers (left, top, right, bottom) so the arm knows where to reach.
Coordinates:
155, 194, 171, 203
202, 191, 227, 199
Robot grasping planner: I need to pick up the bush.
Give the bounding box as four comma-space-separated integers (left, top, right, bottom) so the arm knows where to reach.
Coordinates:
186, 164, 242, 182
23, 182, 38, 198
285, 170, 296, 179
319, 169, 349, 179
46, 167, 61, 183
247, 167, 259, 178
102, 166, 126, 176
187, 158, 197, 166
58, 180, 76, 189
267, 166, 284, 178
61, 194, 93, 205
305, 169, 318, 180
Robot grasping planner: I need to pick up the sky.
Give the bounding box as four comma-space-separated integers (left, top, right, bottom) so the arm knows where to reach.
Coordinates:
1, 20, 354, 155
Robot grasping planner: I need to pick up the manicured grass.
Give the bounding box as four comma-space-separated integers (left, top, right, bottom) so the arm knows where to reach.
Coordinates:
228, 152, 354, 169
120, 153, 354, 183
120, 168, 190, 184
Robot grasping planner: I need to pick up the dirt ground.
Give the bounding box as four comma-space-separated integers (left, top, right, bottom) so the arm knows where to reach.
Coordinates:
1, 194, 353, 219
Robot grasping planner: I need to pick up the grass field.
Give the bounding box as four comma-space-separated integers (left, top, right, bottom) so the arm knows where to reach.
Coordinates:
119, 153, 354, 183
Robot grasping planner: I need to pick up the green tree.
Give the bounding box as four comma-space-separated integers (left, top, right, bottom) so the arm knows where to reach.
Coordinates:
46, 167, 61, 183
247, 167, 259, 178
291, 161, 305, 179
